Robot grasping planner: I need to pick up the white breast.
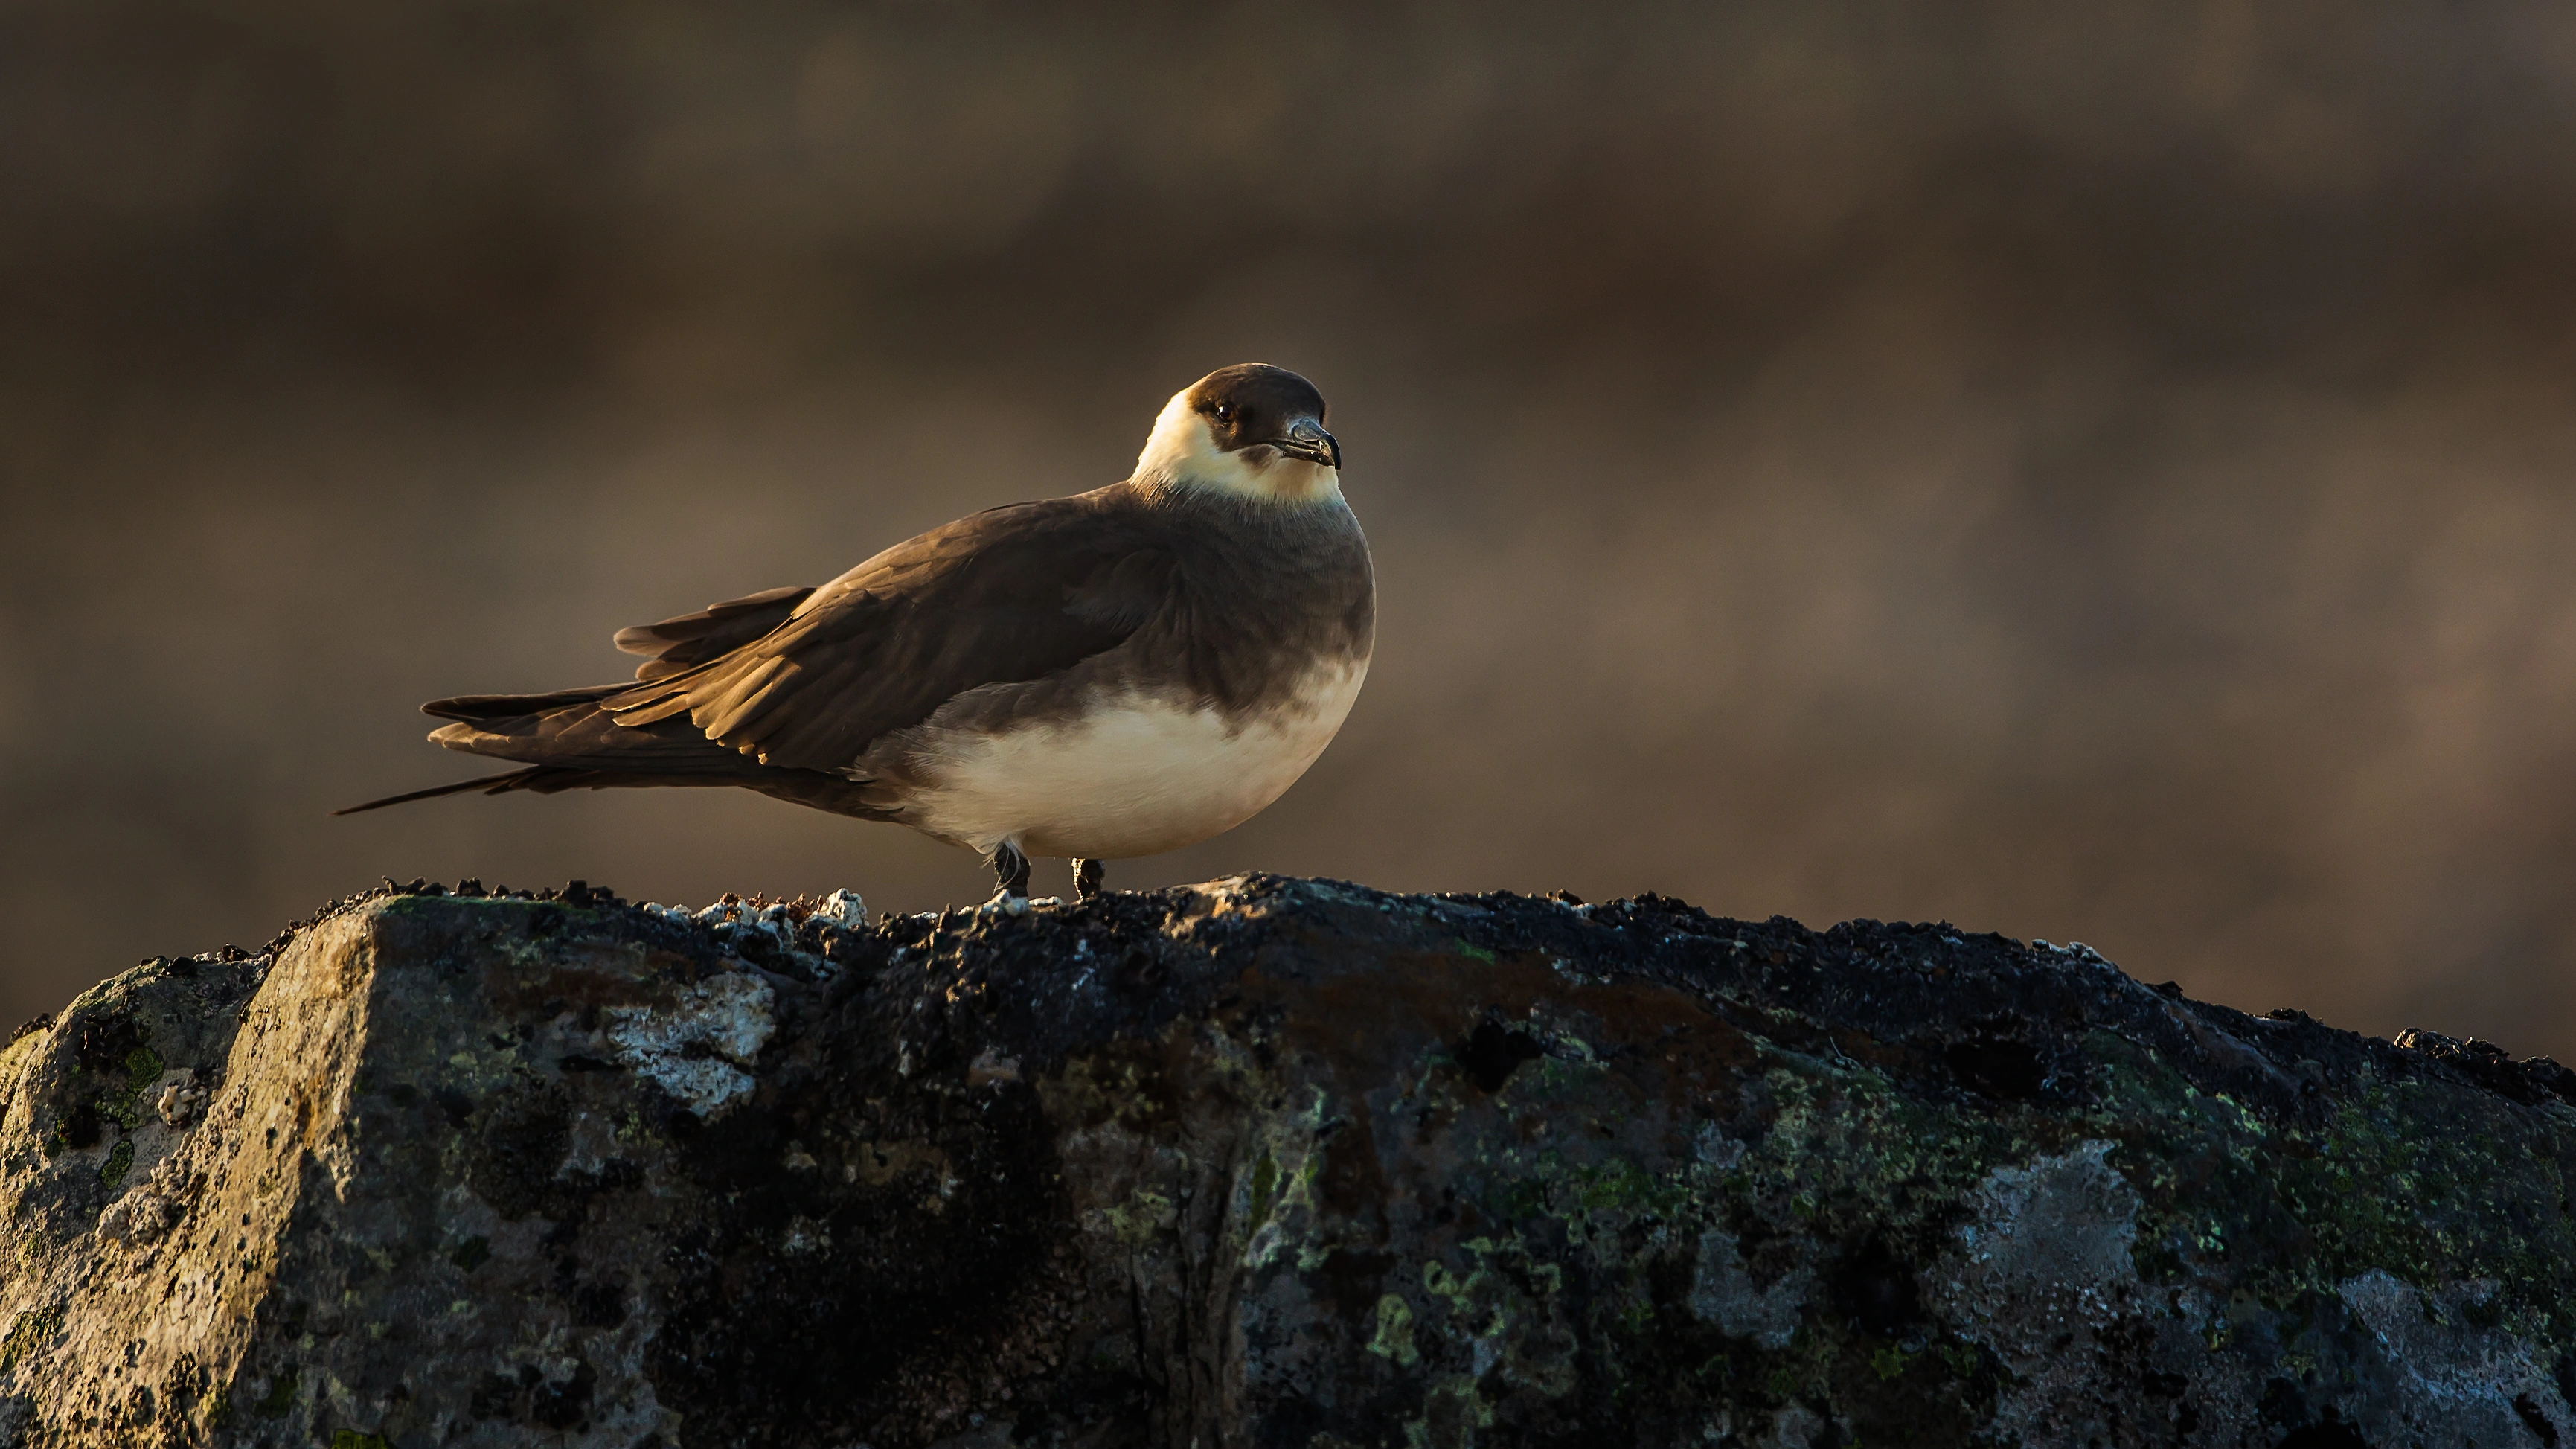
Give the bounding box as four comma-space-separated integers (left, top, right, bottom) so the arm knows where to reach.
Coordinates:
901, 659, 1368, 860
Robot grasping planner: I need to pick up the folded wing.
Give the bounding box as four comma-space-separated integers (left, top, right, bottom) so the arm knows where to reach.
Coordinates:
403, 493, 1171, 775
340, 490, 1179, 815
598, 495, 1176, 773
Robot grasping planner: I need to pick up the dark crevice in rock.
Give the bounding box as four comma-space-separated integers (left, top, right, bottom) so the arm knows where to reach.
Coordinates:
1460, 1020, 1545, 1093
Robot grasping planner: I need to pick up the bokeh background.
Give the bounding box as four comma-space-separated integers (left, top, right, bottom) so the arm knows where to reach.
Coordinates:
7, 1, 2576, 1052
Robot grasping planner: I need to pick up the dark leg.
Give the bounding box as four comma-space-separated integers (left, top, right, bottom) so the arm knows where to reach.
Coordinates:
1073, 857, 1106, 902
987, 841, 1031, 903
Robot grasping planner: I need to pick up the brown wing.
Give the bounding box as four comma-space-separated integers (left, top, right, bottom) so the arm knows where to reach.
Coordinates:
414, 586, 816, 723
600, 490, 1176, 772
612, 585, 816, 682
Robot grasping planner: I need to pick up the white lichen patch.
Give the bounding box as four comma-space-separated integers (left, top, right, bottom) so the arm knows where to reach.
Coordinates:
813, 889, 867, 929
153, 1072, 205, 1128
1938, 1140, 2148, 1440
2336, 1270, 2575, 1442
557, 1104, 631, 1177
1687, 1227, 1809, 1348
1760, 1404, 1827, 1449
1691, 1120, 1746, 1171
693, 899, 798, 950
1949, 1139, 2138, 1339
604, 971, 775, 1118
781, 1216, 830, 1256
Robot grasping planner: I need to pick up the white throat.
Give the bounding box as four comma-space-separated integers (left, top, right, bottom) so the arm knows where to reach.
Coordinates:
1133, 391, 1343, 504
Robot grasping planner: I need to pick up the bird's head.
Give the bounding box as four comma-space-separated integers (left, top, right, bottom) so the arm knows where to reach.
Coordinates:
1135, 363, 1342, 504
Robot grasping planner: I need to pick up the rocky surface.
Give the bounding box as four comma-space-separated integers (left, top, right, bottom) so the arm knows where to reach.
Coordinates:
3, 874, 2576, 1448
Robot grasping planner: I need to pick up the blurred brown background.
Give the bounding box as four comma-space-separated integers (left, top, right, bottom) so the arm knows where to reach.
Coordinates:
6, 1, 2576, 1052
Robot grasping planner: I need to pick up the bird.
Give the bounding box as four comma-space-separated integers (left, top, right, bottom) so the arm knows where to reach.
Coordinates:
338, 363, 1376, 907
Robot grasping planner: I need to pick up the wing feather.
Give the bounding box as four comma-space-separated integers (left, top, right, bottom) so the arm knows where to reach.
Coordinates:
613, 585, 816, 682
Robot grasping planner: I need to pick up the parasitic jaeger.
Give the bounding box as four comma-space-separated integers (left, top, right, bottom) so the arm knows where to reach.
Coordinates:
339, 363, 1377, 905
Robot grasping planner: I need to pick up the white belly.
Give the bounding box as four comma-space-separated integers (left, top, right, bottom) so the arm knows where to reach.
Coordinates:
903, 660, 1368, 859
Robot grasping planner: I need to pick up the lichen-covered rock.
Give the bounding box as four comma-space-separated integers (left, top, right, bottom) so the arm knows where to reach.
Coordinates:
2, 875, 2575, 1447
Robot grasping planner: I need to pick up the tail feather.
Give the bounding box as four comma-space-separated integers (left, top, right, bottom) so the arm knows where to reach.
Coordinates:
333, 767, 584, 816
423, 683, 629, 723
346, 677, 786, 816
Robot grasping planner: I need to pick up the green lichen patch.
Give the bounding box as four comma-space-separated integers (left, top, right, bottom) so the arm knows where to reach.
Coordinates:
98, 1044, 164, 1130
1247, 1151, 1281, 1226
0, 1305, 62, 1372
1371, 1293, 1420, 1366
252, 1366, 298, 1417
2083, 1026, 2576, 1338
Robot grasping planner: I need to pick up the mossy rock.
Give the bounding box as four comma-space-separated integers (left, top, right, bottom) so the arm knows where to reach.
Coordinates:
0, 875, 2569, 1446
